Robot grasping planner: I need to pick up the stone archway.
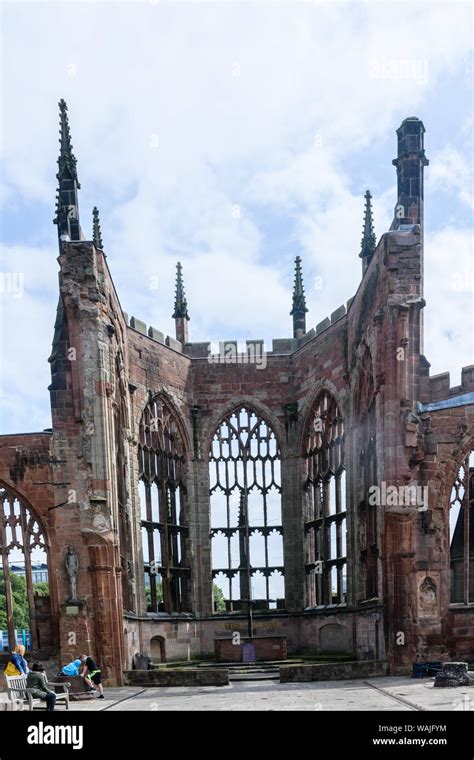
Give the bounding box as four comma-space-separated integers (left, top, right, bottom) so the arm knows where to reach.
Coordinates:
150, 635, 166, 662
0, 481, 54, 654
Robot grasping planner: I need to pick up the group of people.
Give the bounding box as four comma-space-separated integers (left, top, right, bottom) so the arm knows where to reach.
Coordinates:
4, 644, 104, 710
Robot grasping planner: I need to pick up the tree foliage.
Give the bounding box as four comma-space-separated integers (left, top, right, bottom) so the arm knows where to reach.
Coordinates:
0, 572, 50, 632
213, 584, 226, 612
145, 581, 226, 611
0, 572, 30, 630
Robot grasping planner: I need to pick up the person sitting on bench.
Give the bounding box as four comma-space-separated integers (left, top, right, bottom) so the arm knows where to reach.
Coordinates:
26, 662, 56, 711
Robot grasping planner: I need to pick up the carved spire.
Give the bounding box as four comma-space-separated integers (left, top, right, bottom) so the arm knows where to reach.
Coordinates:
172, 262, 189, 343
172, 262, 189, 320
290, 256, 308, 339
53, 99, 82, 241
92, 207, 103, 249
57, 99, 80, 187
359, 190, 376, 275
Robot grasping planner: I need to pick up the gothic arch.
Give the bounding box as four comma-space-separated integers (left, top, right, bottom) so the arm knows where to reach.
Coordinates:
446, 433, 474, 605
439, 432, 474, 510
137, 393, 191, 613
209, 405, 285, 611
0, 481, 53, 652
0, 479, 51, 548
135, 389, 192, 460
299, 379, 346, 452
203, 398, 285, 458
301, 389, 347, 606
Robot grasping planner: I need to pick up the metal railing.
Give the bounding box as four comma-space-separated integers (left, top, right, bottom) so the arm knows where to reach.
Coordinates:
1, 629, 32, 652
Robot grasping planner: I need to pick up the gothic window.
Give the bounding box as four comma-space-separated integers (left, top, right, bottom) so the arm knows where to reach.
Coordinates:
210, 407, 284, 612
449, 451, 474, 605
0, 483, 49, 651
138, 397, 190, 613
304, 391, 347, 606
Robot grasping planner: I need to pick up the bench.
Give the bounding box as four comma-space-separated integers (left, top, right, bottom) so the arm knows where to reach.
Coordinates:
5, 674, 71, 710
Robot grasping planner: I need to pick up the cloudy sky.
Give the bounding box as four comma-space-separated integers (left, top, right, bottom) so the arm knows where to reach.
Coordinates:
1, 0, 473, 434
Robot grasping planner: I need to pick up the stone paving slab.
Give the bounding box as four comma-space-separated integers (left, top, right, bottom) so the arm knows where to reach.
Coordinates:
54, 676, 474, 712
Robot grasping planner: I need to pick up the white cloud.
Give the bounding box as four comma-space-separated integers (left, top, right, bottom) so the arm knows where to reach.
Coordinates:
0, 1, 472, 431
424, 227, 474, 386
428, 145, 474, 210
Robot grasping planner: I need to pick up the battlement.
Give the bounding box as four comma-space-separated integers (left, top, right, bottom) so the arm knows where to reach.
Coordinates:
429, 365, 474, 399
124, 300, 350, 362
126, 313, 183, 354
420, 364, 474, 407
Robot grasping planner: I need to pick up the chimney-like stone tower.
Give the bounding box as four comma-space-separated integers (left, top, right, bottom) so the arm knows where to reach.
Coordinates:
391, 117, 429, 229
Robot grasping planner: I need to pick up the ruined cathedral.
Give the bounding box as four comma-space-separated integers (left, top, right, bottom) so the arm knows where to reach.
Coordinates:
0, 101, 472, 685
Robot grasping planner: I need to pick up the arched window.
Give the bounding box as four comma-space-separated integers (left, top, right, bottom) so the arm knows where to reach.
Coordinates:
449, 451, 474, 605
138, 397, 190, 613
0, 484, 49, 651
303, 391, 347, 606
210, 407, 284, 612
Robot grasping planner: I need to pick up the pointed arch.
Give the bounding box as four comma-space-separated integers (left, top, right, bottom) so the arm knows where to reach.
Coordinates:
137, 394, 190, 613
449, 448, 474, 605
0, 481, 51, 652
302, 389, 347, 607
203, 397, 284, 458
209, 405, 284, 611
136, 389, 192, 461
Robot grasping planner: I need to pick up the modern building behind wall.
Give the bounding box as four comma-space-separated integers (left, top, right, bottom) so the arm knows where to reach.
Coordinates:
0, 102, 473, 685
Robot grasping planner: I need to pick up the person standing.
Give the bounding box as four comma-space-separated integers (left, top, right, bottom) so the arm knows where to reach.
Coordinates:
26, 662, 56, 711
80, 654, 104, 699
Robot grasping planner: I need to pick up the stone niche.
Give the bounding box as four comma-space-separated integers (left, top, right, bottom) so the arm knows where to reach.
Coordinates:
417, 573, 439, 618
319, 623, 351, 652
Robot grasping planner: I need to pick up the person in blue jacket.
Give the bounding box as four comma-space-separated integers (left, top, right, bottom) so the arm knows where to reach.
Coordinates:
61, 658, 82, 677
9, 644, 29, 674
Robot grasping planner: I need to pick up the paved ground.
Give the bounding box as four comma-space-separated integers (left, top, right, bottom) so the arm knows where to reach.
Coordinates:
57, 677, 474, 711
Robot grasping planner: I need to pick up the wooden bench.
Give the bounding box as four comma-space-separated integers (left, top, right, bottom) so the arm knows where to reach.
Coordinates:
5, 674, 71, 710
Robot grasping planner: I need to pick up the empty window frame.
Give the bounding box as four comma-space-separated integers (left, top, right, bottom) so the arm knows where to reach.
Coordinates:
138, 397, 190, 613
304, 391, 347, 606
449, 451, 474, 605
210, 408, 284, 612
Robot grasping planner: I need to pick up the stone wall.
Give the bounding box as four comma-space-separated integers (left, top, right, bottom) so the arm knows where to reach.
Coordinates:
0, 118, 472, 684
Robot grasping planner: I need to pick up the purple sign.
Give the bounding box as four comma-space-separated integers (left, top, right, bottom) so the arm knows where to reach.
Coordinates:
242, 643, 256, 663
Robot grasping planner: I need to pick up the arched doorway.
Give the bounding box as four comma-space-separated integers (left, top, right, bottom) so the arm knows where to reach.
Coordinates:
150, 635, 166, 662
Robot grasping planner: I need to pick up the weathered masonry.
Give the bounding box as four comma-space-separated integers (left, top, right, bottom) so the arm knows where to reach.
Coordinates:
0, 103, 472, 684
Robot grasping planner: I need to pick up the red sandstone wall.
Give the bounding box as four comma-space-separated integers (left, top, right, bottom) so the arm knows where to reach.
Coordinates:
1, 211, 472, 678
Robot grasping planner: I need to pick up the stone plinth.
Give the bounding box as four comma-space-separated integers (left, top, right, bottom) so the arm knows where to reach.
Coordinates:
214, 636, 287, 662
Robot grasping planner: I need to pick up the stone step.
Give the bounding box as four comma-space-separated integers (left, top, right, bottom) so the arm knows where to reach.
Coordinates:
229, 671, 280, 682
195, 659, 303, 670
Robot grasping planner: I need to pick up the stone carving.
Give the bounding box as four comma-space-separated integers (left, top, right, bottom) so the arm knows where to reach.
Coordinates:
419, 577, 437, 615
65, 545, 80, 601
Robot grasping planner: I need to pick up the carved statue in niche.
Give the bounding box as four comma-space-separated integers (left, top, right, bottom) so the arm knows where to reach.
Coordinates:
65, 545, 80, 601
419, 576, 437, 615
